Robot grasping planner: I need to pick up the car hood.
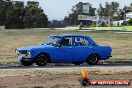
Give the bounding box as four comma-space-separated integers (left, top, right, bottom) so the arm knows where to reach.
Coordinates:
16, 45, 52, 51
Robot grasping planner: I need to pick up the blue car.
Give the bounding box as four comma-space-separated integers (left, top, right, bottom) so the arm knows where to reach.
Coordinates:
16, 34, 112, 66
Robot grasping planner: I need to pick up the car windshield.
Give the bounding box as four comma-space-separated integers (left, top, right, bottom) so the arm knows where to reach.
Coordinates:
41, 36, 61, 45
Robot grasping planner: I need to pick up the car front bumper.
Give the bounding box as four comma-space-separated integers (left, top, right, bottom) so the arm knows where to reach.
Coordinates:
17, 54, 33, 62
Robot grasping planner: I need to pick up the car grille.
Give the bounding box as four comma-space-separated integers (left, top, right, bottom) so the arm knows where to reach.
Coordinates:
18, 50, 28, 54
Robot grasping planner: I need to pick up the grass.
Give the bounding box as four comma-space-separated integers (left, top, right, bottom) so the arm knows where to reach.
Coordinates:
53, 26, 132, 31
91, 26, 132, 31
54, 26, 79, 30
0, 29, 132, 63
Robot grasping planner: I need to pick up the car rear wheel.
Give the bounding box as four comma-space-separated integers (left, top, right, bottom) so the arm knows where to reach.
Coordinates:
86, 54, 99, 65
20, 61, 33, 66
36, 54, 48, 66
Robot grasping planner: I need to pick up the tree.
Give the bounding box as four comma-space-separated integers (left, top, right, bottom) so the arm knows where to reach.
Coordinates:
23, 1, 48, 28
0, 0, 12, 25
97, 2, 119, 20
5, 1, 25, 28
64, 2, 96, 26
48, 20, 67, 28
123, 4, 132, 13
0, 0, 48, 29
110, 9, 126, 21
127, 18, 132, 25
97, 4, 108, 16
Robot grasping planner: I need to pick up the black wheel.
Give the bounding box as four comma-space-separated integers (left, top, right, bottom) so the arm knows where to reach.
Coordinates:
36, 54, 48, 66
87, 54, 99, 65
73, 62, 82, 65
20, 61, 33, 66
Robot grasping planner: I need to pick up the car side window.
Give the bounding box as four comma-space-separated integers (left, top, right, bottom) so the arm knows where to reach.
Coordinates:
61, 37, 72, 46
74, 37, 89, 46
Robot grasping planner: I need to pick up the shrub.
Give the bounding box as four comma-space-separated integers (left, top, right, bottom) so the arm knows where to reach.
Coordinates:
127, 19, 132, 25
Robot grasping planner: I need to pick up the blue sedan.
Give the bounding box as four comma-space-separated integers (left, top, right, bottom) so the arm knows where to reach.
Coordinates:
16, 34, 112, 66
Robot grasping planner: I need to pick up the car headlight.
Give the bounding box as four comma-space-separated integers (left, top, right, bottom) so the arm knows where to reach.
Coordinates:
27, 51, 31, 55
15, 49, 19, 54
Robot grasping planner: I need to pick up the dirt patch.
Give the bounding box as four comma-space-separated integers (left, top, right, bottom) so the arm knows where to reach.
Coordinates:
0, 67, 132, 88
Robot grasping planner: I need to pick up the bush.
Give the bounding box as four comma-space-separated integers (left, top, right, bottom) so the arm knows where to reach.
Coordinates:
127, 19, 132, 25
121, 21, 127, 26
90, 22, 96, 27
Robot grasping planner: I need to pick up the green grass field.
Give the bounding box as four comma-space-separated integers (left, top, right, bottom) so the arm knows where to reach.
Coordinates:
91, 26, 132, 31
0, 29, 132, 63
55, 26, 132, 31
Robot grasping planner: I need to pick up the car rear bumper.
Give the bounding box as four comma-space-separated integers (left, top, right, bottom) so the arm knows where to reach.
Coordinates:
107, 55, 112, 59
108, 55, 112, 57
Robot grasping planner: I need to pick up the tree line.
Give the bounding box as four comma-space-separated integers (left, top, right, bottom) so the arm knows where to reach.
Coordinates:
0, 0, 48, 29
1, 1, 132, 28
64, 2, 132, 26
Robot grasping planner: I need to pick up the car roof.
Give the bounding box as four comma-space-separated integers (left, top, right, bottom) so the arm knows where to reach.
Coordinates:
50, 34, 88, 37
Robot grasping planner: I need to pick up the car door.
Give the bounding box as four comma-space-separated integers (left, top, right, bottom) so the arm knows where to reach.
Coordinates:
53, 36, 74, 62
72, 36, 93, 62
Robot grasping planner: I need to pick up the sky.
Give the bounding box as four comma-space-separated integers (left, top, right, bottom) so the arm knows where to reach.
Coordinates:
14, 0, 132, 20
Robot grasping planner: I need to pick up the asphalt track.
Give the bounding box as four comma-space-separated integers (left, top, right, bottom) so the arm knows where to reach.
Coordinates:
0, 60, 132, 69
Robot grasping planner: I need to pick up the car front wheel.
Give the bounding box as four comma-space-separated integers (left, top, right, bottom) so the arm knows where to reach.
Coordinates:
86, 54, 99, 65
73, 62, 82, 65
20, 61, 33, 66
36, 54, 48, 66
